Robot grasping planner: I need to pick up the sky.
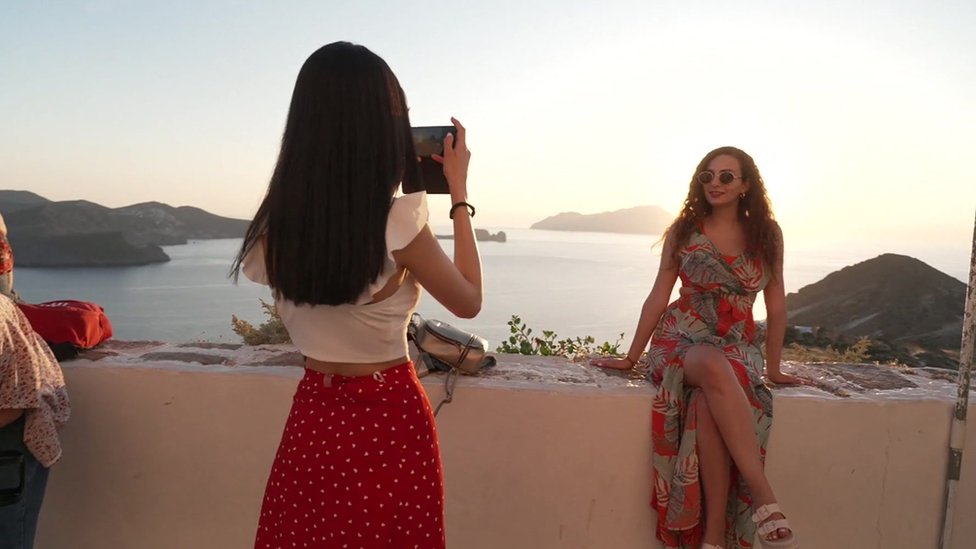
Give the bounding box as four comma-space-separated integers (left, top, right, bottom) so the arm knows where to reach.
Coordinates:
1, 0, 974, 251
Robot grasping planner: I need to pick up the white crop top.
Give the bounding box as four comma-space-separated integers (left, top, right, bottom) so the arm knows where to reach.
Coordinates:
242, 191, 429, 363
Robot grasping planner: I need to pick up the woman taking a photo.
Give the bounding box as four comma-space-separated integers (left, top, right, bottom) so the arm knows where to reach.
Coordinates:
593, 147, 801, 549
233, 42, 482, 549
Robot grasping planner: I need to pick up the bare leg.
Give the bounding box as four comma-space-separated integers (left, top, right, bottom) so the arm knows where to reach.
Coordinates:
696, 394, 731, 546
683, 345, 791, 541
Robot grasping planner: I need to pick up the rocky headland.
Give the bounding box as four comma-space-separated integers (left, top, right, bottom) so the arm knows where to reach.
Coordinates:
786, 253, 966, 369
436, 228, 507, 242
531, 205, 672, 235
0, 190, 249, 267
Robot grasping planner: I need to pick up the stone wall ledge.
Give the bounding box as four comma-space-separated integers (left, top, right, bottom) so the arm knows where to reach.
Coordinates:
35, 339, 976, 549
71, 339, 969, 402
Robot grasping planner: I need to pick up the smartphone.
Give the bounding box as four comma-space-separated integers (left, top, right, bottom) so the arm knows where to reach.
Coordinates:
0, 450, 24, 506
405, 126, 454, 194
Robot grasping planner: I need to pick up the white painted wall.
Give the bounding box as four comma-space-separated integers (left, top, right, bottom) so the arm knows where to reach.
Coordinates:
34, 363, 976, 549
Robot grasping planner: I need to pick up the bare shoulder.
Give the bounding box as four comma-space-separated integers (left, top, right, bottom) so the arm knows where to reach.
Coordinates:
769, 220, 784, 244
662, 225, 683, 250
767, 220, 785, 274
392, 224, 437, 263
659, 227, 681, 271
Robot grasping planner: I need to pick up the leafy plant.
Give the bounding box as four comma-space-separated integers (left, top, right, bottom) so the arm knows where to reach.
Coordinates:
495, 314, 625, 360
232, 299, 292, 345
781, 336, 872, 363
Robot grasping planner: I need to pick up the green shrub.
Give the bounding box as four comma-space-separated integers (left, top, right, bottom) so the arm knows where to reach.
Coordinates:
231, 299, 291, 345
495, 314, 624, 360
781, 336, 871, 363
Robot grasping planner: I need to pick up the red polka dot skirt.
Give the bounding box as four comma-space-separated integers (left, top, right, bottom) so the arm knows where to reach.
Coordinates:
254, 362, 445, 548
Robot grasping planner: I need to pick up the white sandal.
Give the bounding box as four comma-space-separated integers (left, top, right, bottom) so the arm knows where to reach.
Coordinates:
752, 503, 799, 548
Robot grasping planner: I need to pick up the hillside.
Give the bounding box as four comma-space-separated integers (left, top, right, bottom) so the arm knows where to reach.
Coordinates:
531, 205, 672, 235
0, 191, 250, 267
12, 232, 169, 267
786, 253, 966, 368
0, 190, 50, 213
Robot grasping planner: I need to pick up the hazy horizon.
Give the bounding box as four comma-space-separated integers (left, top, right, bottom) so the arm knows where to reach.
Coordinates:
5, 183, 972, 287
3, 1, 974, 249
4, 186, 972, 255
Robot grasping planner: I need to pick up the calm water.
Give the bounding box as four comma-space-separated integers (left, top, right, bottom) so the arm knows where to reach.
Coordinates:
13, 229, 971, 348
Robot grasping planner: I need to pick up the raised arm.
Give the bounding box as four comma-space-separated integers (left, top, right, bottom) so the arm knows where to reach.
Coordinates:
592, 232, 680, 369
393, 118, 483, 318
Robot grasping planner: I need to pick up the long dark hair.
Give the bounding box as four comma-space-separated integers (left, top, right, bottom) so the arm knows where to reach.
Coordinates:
231, 42, 420, 305
665, 146, 779, 269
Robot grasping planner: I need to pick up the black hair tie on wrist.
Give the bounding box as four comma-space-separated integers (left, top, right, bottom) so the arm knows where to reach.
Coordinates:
450, 202, 475, 220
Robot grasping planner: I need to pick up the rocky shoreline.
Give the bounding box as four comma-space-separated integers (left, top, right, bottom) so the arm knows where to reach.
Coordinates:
0, 190, 248, 267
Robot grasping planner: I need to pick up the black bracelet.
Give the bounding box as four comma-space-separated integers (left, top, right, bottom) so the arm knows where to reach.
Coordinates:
449, 201, 475, 220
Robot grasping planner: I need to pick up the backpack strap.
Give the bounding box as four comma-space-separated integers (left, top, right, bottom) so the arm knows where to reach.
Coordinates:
433, 367, 459, 417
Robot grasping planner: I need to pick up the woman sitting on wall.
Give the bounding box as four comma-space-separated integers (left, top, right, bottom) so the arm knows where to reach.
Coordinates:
593, 147, 802, 549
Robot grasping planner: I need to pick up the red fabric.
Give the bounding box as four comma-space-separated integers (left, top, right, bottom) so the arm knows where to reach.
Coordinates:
255, 362, 445, 549
0, 236, 12, 275
647, 229, 772, 549
16, 300, 113, 349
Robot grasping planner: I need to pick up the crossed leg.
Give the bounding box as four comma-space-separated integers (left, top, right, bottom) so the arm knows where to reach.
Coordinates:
684, 345, 791, 544
696, 393, 731, 546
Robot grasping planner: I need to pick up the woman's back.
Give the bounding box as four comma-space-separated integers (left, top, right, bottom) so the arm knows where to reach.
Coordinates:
241, 192, 429, 363
231, 42, 482, 370
239, 42, 481, 549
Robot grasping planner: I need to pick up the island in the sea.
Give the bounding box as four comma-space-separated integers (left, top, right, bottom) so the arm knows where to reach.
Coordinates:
530, 205, 672, 235
436, 229, 507, 242
0, 190, 249, 267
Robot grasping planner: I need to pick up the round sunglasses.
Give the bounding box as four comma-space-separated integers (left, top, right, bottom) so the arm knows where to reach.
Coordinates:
697, 170, 742, 185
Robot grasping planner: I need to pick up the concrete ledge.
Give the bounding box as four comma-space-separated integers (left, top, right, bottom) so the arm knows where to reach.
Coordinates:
34, 347, 976, 549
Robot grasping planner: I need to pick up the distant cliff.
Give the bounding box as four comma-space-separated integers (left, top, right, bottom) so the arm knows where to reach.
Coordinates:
0, 190, 249, 267
531, 205, 672, 234
436, 229, 507, 242
786, 253, 966, 368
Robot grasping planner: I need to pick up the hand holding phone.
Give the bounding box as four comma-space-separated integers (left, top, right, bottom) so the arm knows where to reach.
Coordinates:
406, 125, 455, 194
432, 118, 469, 203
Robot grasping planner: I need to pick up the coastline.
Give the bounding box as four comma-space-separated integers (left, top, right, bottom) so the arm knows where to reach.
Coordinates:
13, 231, 972, 348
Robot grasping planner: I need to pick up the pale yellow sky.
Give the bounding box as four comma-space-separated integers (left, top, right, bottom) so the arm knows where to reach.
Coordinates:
2, 1, 973, 250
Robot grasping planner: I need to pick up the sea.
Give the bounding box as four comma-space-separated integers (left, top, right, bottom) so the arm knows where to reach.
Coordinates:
13, 228, 972, 349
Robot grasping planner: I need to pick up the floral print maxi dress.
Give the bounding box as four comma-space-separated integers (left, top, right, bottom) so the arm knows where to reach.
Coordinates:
647, 229, 774, 549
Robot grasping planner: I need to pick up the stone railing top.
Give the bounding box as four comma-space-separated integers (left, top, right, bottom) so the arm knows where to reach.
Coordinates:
66, 340, 970, 403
